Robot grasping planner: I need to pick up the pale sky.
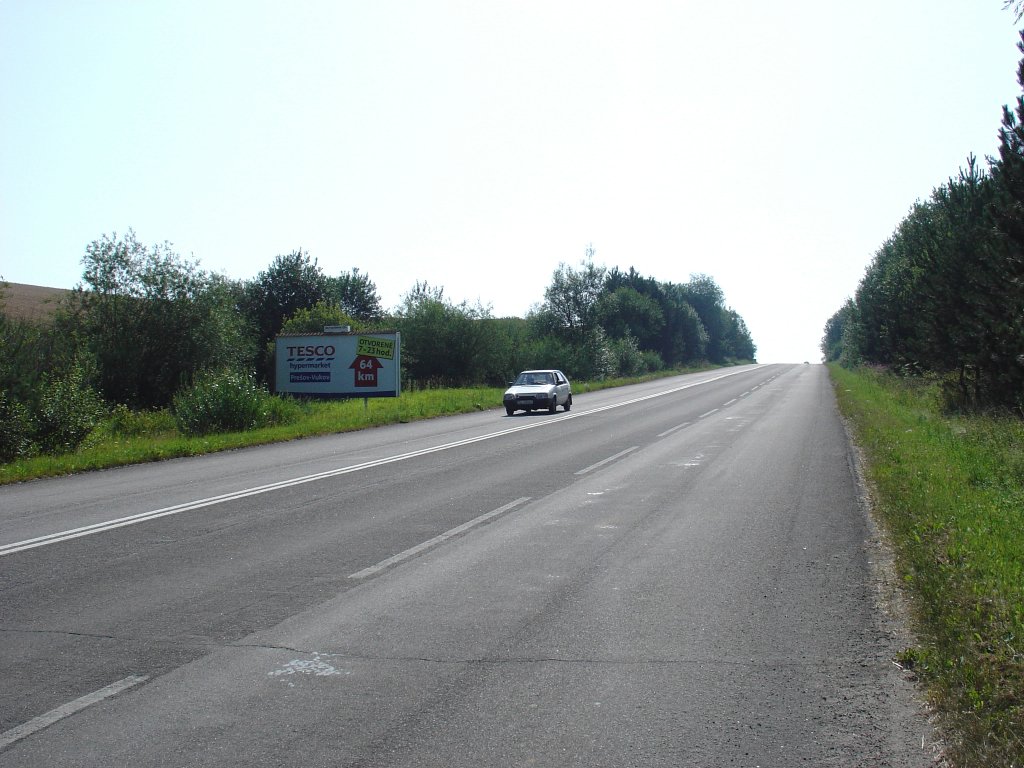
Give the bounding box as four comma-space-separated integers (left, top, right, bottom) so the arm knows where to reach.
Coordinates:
1, 1, 1020, 363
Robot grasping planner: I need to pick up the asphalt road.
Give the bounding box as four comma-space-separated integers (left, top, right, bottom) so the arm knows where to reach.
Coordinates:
0, 364, 938, 766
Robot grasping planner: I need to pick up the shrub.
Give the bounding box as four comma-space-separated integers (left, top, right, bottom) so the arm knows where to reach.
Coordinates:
0, 391, 33, 462
640, 350, 665, 373
173, 369, 300, 436
103, 404, 178, 437
33, 362, 106, 455
573, 327, 617, 381
609, 334, 646, 377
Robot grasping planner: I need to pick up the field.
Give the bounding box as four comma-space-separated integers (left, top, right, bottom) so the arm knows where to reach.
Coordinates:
0, 282, 70, 322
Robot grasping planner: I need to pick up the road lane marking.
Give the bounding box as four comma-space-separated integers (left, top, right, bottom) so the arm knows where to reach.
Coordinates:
2, 367, 761, 557
575, 447, 639, 476
699, 409, 719, 419
0, 675, 148, 751
348, 497, 531, 580
657, 421, 691, 438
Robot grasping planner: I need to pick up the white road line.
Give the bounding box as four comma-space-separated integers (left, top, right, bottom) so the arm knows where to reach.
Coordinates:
0, 675, 148, 751
699, 409, 719, 419
348, 497, 531, 580
575, 447, 639, 476
657, 421, 691, 438
723, 398, 737, 407
2, 367, 760, 557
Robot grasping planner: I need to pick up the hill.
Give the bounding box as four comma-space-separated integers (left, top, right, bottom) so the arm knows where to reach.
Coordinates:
1, 282, 71, 323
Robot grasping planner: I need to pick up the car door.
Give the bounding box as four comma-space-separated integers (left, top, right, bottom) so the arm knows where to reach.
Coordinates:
554, 370, 569, 401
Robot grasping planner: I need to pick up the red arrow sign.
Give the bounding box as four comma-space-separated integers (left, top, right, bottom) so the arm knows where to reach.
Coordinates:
350, 355, 383, 387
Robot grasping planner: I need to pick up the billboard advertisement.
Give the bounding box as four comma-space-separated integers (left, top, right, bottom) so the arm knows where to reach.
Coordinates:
275, 331, 401, 398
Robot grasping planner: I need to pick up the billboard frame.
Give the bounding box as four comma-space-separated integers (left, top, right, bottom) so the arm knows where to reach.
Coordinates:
274, 330, 401, 399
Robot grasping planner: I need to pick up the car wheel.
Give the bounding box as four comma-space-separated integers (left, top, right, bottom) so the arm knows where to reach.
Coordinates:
505, 406, 515, 416
563, 395, 572, 412
548, 396, 557, 414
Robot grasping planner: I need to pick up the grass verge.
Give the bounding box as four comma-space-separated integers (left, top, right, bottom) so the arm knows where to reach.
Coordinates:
829, 364, 1023, 766
0, 365, 720, 486
0, 386, 504, 485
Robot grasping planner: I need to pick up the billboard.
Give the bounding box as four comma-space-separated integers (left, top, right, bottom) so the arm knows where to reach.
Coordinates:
275, 331, 401, 398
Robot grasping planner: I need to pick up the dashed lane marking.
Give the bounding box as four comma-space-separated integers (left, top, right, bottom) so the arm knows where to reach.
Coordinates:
575, 447, 640, 476
348, 497, 531, 580
0, 675, 148, 751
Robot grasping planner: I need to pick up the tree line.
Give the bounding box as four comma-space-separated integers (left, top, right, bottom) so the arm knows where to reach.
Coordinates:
1, 234, 754, 459
823, 31, 1024, 415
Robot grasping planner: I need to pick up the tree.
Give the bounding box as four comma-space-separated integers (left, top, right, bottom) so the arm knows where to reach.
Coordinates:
488, 316, 536, 383
243, 250, 329, 346
822, 299, 855, 362
829, 30, 1024, 411
326, 268, 384, 322
279, 301, 361, 335
604, 266, 661, 296
922, 160, 1012, 401
540, 257, 607, 345
721, 309, 757, 362
597, 285, 665, 351
71, 230, 254, 408
827, 144, 1022, 409
395, 282, 504, 386
655, 283, 707, 365
678, 274, 728, 362
988, 31, 1024, 395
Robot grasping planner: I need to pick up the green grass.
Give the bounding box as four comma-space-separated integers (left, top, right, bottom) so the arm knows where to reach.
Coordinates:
0, 365, 722, 486
829, 364, 1024, 767
0, 386, 503, 484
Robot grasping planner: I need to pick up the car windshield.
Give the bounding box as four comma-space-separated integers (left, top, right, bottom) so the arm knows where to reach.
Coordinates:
515, 372, 553, 386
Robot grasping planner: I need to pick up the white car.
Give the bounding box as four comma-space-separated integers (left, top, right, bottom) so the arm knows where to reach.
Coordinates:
503, 369, 572, 415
